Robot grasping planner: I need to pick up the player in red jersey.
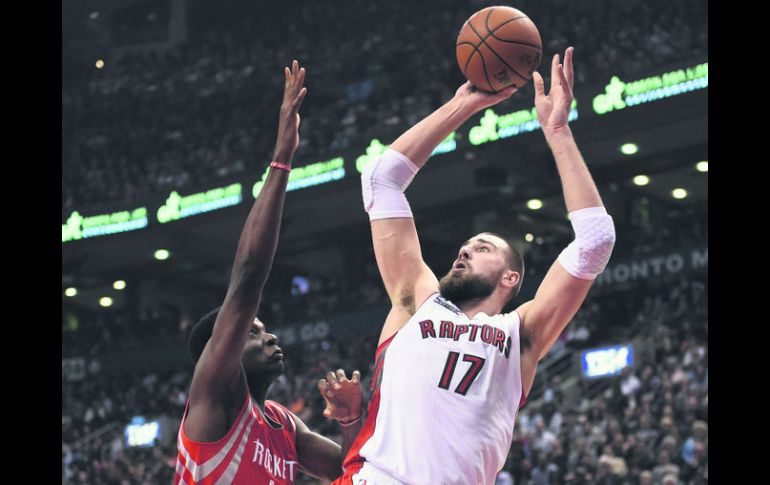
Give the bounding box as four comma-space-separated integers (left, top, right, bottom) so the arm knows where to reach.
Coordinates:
175, 61, 363, 485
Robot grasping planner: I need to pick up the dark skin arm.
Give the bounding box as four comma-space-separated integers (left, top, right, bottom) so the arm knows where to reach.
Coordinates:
184, 61, 307, 442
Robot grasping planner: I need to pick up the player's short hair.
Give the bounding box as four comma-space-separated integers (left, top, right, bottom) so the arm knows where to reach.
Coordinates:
478, 232, 525, 298
188, 306, 221, 364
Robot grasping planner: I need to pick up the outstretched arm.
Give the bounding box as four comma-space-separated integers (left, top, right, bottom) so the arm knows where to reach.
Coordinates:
366, 84, 517, 343
185, 61, 307, 441
518, 48, 616, 392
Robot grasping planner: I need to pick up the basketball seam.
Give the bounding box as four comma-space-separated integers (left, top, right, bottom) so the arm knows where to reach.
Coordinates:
467, 20, 529, 87
486, 34, 543, 50
456, 41, 480, 77
486, 14, 528, 34
486, 9, 540, 49
483, 9, 536, 81
477, 46, 496, 93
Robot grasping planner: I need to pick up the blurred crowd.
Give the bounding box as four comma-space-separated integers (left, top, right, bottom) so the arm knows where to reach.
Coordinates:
62, 0, 707, 210
62, 211, 707, 484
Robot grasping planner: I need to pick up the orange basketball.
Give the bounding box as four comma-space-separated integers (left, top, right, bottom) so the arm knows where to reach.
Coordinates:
456, 6, 542, 93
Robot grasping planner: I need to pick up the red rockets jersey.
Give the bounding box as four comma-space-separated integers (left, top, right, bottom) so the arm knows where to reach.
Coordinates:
175, 394, 300, 485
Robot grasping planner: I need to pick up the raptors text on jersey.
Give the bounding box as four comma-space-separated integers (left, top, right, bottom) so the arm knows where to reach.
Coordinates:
337, 293, 525, 485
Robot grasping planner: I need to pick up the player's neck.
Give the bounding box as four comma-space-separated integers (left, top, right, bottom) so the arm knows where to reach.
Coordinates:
246, 375, 271, 409
456, 297, 503, 319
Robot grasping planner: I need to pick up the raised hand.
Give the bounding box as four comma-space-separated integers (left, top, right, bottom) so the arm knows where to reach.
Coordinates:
454, 81, 518, 114
318, 369, 363, 424
533, 47, 575, 133
272, 60, 308, 164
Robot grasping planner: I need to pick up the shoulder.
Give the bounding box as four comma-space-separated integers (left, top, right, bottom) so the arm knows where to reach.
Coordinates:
265, 400, 299, 434
430, 293, 463, 316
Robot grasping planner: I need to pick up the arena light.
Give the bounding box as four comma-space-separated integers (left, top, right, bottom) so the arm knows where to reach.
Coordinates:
65, 287, 77, 297
99, 297, 113, 307
620, 143, 638, 155
526, 199, 543, 210
525, 233, 534, 242
672, 188, 688, 199
89, 11, 100, 20
95, 59, 105, 69
154, 249, 170, 260
696, 161, 708, 172
632, 175, 650, 186
113, 280, 126, 290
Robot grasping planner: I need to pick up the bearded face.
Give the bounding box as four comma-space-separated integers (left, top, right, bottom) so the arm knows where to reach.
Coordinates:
439, 267, 501, 305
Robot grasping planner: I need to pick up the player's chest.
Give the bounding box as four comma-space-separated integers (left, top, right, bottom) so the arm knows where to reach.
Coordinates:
239, 424, 299, 483
405, 311, 514, 360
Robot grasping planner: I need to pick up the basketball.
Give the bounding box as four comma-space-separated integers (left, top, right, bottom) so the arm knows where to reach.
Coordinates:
456, 6, 542, 93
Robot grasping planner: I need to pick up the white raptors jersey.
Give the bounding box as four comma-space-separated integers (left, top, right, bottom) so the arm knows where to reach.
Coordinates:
344, 293, 525, 485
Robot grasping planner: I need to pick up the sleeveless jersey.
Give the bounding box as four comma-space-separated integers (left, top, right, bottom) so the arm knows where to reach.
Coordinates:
175, 394, 300, 485
339, 293, 525, 485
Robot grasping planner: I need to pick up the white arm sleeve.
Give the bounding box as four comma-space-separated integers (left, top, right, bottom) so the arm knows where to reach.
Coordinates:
361, 148, 420, 221
557, 206, 616, 280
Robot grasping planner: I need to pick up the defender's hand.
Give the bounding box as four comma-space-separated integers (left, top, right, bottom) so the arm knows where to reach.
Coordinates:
533, 47, 575, 134
272, 60, 307, 164
454, 81, 517, 114
318, 369, 363, 423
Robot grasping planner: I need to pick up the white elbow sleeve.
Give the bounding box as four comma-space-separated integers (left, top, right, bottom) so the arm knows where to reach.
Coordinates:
361, 148, 420, 221
558, 206, 616, 280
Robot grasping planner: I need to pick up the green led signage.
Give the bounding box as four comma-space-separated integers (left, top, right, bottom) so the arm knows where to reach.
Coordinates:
356, 139, 388, 173
253, 157, 345, 198
469, 100, 579, 146
62, 207, 148, 243
593, 62, 708, 115
157, 183, 242, 223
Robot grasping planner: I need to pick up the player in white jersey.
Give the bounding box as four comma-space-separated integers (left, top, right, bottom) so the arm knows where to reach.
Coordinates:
329, 48, 616, 484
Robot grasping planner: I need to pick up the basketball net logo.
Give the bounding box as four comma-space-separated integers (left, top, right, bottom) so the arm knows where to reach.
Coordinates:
494, 69, 510, 83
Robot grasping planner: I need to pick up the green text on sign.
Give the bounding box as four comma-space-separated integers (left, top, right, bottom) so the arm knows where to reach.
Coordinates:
469, 100, 578, 146
157, 183, 242, 223
593, 62, 708, 115
253, 157, 345, 198
62, 207, 148, 243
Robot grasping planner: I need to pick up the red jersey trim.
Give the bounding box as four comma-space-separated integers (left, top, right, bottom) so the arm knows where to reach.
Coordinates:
179, 392, 251, 447
177, 394, 257, 483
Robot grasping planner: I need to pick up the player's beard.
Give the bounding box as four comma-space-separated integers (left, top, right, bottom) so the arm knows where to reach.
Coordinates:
439, 269, 499, 305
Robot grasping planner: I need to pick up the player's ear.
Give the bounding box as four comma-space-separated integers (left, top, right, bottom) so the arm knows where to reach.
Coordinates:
500, 270, 520, 290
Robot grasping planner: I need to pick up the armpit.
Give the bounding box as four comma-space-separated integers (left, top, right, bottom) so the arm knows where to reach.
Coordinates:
399, 286, 416, 314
